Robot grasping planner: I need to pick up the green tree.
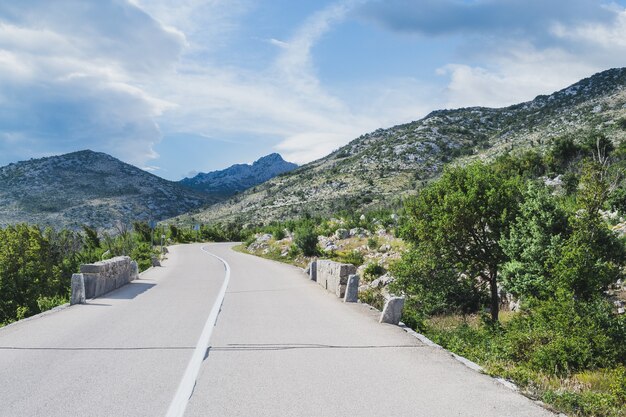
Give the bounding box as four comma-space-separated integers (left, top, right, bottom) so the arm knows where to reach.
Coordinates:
500, 182, 569, 299
551, 161, 626, 299
401, 162, 522, 321
294, 223, 318, 257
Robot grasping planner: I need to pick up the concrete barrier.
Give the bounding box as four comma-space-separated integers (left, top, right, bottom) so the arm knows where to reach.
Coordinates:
380, 296, 405, 325
344, 274, 359, 303
70, 256, 139, 304
314, 260, 357, 298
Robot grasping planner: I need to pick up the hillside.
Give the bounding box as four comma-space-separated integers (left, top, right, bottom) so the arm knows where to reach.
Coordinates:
0, 150, 214, 230
179, 153, 297, 197
175, 67, 626, 225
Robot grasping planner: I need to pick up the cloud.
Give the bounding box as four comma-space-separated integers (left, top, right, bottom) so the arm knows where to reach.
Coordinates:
356, 0, 614, 40
0, 1, 184, 167
355, 0, 626, 109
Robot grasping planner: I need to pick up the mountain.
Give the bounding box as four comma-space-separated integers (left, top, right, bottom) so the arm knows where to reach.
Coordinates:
0, 150, 215, 230
179, 153, 298, 197
174, 67, 626, 225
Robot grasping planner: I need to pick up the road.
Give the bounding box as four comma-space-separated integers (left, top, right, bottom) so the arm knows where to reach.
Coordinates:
0, 243, 555, 417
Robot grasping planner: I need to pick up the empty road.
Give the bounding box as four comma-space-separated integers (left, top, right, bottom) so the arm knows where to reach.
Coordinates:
0, 243, 555, 417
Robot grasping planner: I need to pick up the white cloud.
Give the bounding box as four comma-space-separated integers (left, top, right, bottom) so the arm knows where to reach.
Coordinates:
0, 1, 184, 167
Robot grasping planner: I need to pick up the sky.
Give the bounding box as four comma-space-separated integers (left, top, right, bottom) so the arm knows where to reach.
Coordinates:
1, 0, 626, 180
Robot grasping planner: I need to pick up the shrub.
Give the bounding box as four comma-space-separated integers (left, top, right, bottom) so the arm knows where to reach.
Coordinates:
367, 237, 378, 250
294, 224, 318, 256
363, 262, 385, 281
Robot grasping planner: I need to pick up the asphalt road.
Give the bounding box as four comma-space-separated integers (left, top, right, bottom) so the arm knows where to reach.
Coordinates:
0, 244, 225, 417
0, 243, 556, 417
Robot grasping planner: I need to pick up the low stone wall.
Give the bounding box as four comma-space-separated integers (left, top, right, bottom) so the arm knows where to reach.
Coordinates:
70, 256, 139, 304
309, 260, 356, 299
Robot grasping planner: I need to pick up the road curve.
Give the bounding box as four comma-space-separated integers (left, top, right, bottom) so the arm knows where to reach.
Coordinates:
185, 243, 555, 417
0, 243, 225, 417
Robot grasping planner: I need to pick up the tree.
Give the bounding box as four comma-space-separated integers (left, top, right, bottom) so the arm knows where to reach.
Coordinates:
401, 162, 522, 321
500, 182, 569, 299
551, 161, 626, 299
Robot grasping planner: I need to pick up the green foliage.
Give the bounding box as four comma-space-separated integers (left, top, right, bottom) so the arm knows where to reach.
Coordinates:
133, 221, 152, 243
392, 246, 486, 317
367, 237, 379, 250
294, 223, 319, 256
505, 294, 624, 375
269, 225, 286, 241
0, 225, 82, 324
546, 136, 583, 173
334, 250, 365, 266
400, 162, 522, 320
363, 262, 385, 281
550, 162, 626, 300
500, 182, 569, 299
358, 288, 386, 311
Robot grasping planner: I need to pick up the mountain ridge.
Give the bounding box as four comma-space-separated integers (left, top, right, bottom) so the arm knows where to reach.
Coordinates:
174, 67, 626, 225
0, 150, 214, 230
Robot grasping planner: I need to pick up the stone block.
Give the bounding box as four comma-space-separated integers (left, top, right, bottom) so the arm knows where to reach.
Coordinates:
316, 260, 357, 298
70, 274, 86, 305
344, 274, 359, 303
308, 260, 317, 281
379, 296, 405, 325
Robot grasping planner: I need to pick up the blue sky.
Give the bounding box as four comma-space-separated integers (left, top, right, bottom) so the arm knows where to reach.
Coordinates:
1, 0, 626, 180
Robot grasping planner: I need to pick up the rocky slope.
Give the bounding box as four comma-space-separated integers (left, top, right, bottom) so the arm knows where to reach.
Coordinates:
175, 67, 626, 225
179, 153, 297, 197
0, 150, 214, 230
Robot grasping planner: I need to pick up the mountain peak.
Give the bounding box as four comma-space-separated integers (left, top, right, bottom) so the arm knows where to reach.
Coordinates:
180, 153, 298, 196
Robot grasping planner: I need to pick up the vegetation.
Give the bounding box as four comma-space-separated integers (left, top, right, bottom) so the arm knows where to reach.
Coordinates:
0, 220, 254, 327
393, 134, 626, 416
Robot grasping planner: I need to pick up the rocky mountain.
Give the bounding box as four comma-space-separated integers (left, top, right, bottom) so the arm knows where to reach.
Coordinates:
179, 153, 297, 197
175, 67, 626, 225
0, 150, 215, 230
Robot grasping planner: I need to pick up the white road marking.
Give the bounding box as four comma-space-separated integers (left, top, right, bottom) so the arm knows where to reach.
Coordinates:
165, 245, 231, 417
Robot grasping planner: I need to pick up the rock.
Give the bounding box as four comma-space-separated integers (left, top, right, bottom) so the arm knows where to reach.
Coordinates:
371, 278, 382, 288
344, 274, 360, 303
280, 251, 289, 257
151, 256, 161, 267
391, 214, 398, 222
334, 228, 349, 239
349, 227, 369, 238
378, 244, 391, 253
324, 244, 338, 252
258, 233, 272, 242
379, 297, 405, 325
359, 214, 366, 221
162, 247, 169, 254
380, 274, 394, 286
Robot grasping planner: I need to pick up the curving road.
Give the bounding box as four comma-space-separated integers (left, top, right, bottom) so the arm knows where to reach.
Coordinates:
0, 243, 555, 417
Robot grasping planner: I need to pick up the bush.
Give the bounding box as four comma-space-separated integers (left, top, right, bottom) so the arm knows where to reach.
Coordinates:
294, 224, 319, 256
336, 250, 365, 266
504, 293, 624, 375
363, 262, 385, 281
